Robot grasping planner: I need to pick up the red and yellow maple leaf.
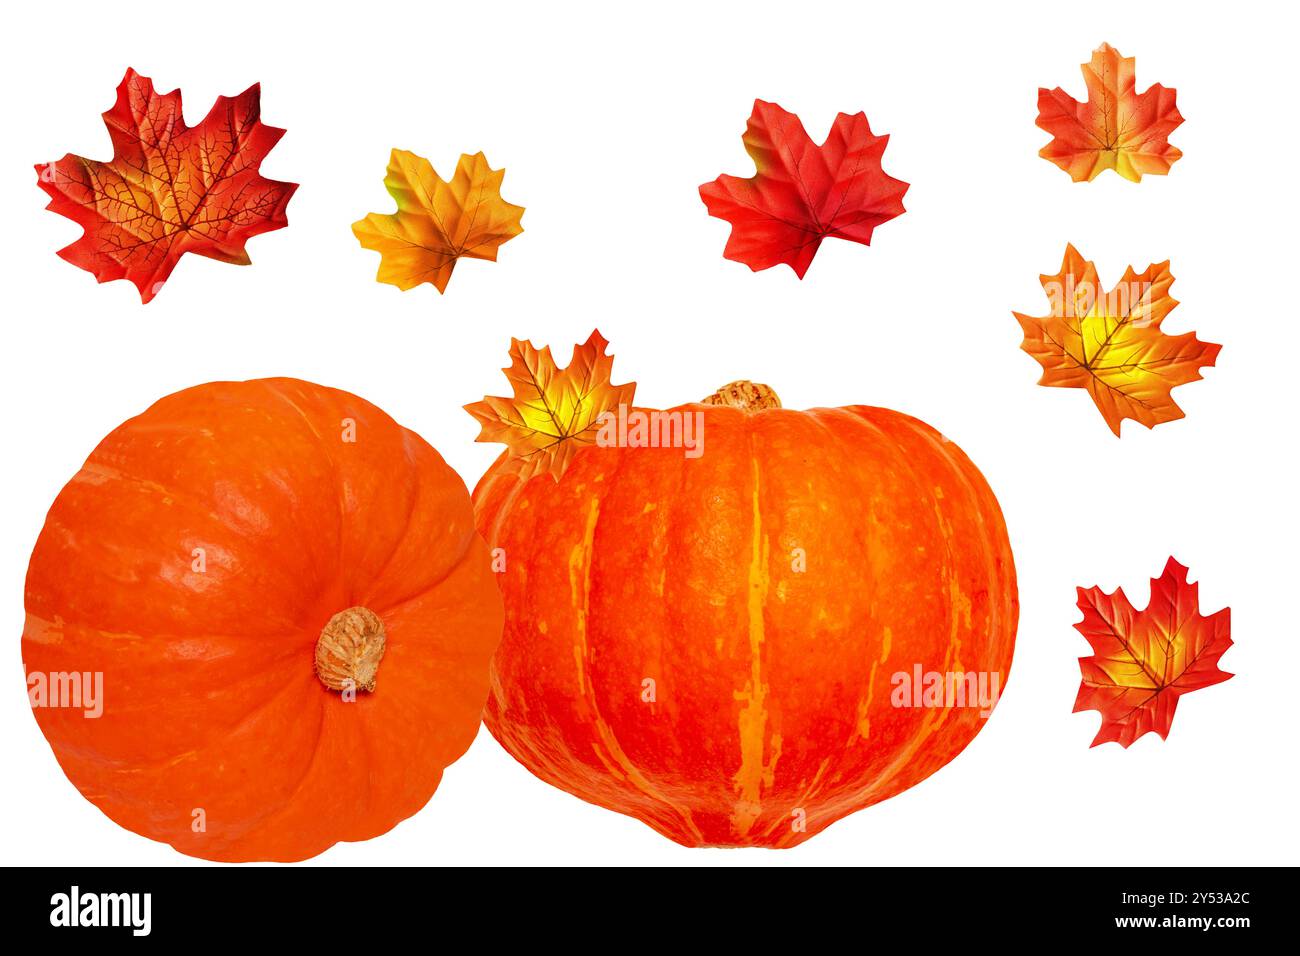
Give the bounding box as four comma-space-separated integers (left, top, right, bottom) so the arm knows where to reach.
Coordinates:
1014, 244, 1220, 436
36, 69, 296, 303
1073, 558, 1232, 748
699, 99, 908, 277
1037, 43, 1183, 182
352, 149, 524, 294
465, 330, 635, 480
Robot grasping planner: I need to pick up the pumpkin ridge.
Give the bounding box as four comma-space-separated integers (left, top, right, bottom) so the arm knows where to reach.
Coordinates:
72, 386, 350, 637
197, 686, 338, 858
574, 453, 708, 843
75, 460, 214, 515
748, 409, 844, 842
359, 512, 477, 615
330, 685, 379, 842
730, 437, 774, 838
601, 432, 696, 826
26, 636, 317, 772
484, 460, 529, 561
764, 407, 966, 843
345, 427, 432, 605
259, 379, 356, 591
477, 451, 703, 842
363, 545, 479, 620
204, 619, 452, 858
673, 409, 763, 837
52, 664, 327, 859
891, 411, 1014, 649
44, 631, 310, 735
259, 378, 332, 445
859, 414, 961, 806
353, 551, 503, 754
890, 410, 1014, 647
89, 658, 322, 775
37, 461, 325, 638
799, 408, 1013, 834
841, 410, 960, 812
765, 408, 887, 841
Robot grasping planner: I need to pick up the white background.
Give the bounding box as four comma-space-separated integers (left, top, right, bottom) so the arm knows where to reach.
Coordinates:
2, 0, 1296, 866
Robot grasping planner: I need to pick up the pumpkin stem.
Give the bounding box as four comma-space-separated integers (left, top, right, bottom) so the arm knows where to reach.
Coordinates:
701, 380, 782, 411
315, 607, 387, 693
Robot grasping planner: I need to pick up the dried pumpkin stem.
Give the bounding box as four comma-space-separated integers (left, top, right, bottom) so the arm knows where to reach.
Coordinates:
701, 380, 782, 411
315, 607, 386, 693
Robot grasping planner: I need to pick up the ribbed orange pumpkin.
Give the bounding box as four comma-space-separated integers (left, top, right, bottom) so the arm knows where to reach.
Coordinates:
473, 382, 1017, 847
23, 378, 502, 862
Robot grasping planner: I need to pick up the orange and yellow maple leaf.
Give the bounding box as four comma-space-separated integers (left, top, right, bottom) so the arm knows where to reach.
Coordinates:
1037, 43, 1183, 182
1073, 558, 1232, 748
1014, 244, 1220, 436
36, 68, 296, 303
353, 149, 524, 294
465, 330, 635, 480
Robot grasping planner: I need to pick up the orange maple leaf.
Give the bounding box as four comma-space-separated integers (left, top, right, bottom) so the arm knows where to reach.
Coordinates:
1073, 558, 1232, 748
352, 148, 524, 294
1037, 43, 1183, 182
36, 69, 296, 303
1014, 244, 1220, 436
465, 330, 635, 481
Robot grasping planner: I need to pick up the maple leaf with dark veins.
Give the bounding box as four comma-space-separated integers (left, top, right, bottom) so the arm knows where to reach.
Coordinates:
465, 330, 635, 481
36, 69, 296, 302
1037, 43, 1184, 182
700, 99, 908, 277
1073, 558, 1232, 748
1015, 244, 1220, 436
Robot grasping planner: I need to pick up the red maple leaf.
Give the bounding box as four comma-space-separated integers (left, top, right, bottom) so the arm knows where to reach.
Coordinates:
36, 69, 297, 302
1073, 558, 1232, 748
699, 99, 908, 277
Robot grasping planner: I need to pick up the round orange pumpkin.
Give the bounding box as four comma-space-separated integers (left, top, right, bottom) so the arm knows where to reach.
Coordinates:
473, 381, 1017, 847
23, 378, 503, 862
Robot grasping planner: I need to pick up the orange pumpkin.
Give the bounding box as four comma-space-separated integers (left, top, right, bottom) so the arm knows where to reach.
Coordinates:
23, 378, 502, 862
473, 382, 1017, 847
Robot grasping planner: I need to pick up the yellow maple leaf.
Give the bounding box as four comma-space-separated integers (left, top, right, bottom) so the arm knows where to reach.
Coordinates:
1014, 245, 1220, 436
352, 148, 523, 293
465, 330, 636, 480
